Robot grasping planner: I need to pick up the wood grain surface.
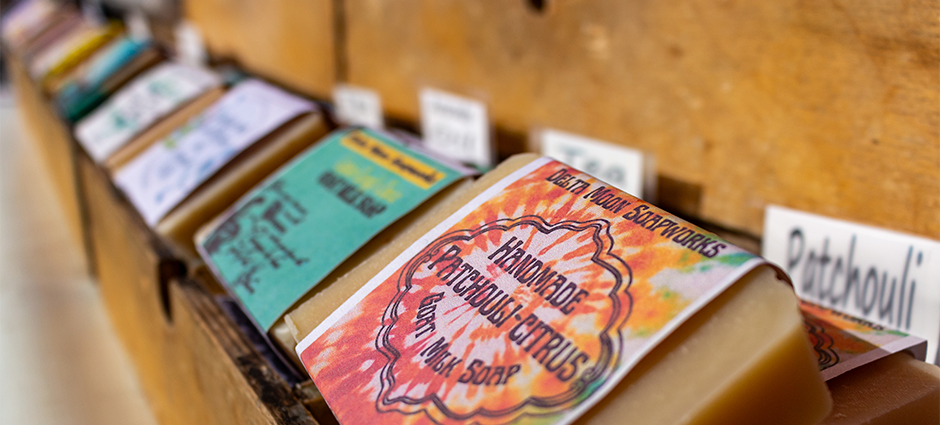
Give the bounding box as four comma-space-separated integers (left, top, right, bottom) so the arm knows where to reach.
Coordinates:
184, 0, 335, 99
80, 151, 318, 425
8, 55, 88, 256
342, 0, 940, 239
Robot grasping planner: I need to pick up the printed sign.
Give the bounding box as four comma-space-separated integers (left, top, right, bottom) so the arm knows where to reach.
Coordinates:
801, 300, 926, 380
540, 128, 649, 199
420, 88, 493, 168
75, 62, 221, 162
296, 157, 772, 425
115, 79, 314, 226
174, 20, 207, 67
197, 128, 466, 330
126, 8, 152, 41
333, 84, 384, 129
763, 205, 940, 364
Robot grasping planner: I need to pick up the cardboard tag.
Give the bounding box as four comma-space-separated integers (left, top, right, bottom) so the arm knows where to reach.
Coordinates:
296, 157, 772, 424
333, 84, 384, 129
115, 79, 314, 226
801, 300, 927, 380
75, 62, 221, 162
197, 128, 466, 330
126, 8, 152, 41
540, 128, 650, 199
420, 88, 493, 168
174, 20, 207, 67
763, 205, 940, 364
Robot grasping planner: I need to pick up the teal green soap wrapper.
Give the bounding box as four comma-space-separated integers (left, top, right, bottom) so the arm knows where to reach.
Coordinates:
198, 128, 465, 330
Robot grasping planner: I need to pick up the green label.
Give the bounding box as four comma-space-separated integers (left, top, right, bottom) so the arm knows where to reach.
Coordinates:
198, 128, 464, 329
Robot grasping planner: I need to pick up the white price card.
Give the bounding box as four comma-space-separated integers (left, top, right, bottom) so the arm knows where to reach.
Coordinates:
174, 20, 207, 67
126, 8, 152, 41
333, 84, 383, 129
540, 128, 650, 199
763, 205, 940, 364
419, 88, 493, 168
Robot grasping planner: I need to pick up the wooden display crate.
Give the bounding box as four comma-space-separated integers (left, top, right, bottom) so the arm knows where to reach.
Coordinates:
78, 149, 322, 425
183, 0, 336, 99
340, 0, 940, 240
8, 54, 91, 268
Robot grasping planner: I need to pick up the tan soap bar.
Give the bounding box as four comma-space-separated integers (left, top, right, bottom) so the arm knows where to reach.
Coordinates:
265, 177, 475, 364
286, 154, 831, 425
822, 352, 939, 425
153, 111, 331, 261
105, 86, 227, 170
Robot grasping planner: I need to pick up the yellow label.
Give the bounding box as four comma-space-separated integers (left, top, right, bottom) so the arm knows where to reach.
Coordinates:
341, 131, 444, 189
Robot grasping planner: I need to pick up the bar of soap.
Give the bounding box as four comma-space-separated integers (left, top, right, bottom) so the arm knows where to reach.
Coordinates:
822, 352, 939, 425
284, 154, 536, 340
75, 61, 223, 164
192, 128, 476, 367
1, 0, 60, 52
51, 37, 163, 122
113, 80, 332, 263
287, 154, 831, 425
104, 86, 227, 170
155, 111, 331, 260
29, 21, 122, 90
268, 177, 475, 364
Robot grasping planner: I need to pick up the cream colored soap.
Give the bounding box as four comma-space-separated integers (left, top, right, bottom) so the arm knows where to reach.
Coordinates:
285, 154, 831, 425
822, 352, 940, 425
105, 86, 227, 170
153, 112, 331, 261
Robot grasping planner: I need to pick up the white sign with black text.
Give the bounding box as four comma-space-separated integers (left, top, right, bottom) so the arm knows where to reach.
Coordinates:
126, 8, 152, 41
763, 205, 940, 364
333, 84, 383, 129
174, 20, 207, 67
540, 129, 649, 199
419, 88, 492, 168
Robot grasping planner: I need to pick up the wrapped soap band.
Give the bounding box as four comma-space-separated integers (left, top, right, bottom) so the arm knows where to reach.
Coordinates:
75, 61, 224, 165
195, 127, 477, 371
113, 78, 331, 261
801, 301, 938, 424
50, 35, 163, 122
290, 155, 830, 425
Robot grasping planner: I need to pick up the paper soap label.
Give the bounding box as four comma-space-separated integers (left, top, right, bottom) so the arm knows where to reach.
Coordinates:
801, 300, 927, 380
115, 79, 313, 226
763, 205, 940, 364
420, 88, 493, 168
296, 157, 768, 425
198, 128, 465, 330
75, 62, 221, 162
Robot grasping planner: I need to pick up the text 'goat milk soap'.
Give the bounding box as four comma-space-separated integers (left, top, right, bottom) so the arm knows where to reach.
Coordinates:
196, 128, 470, 335
75, 62, 222, 163
294, 157, 831, 425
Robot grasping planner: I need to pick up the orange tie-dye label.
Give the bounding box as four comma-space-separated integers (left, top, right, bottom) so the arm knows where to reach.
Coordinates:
296, 158, 771, 424
801, 300, 927, 380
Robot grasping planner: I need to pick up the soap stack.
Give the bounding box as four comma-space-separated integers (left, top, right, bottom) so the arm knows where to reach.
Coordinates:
2, 2, 937, 425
